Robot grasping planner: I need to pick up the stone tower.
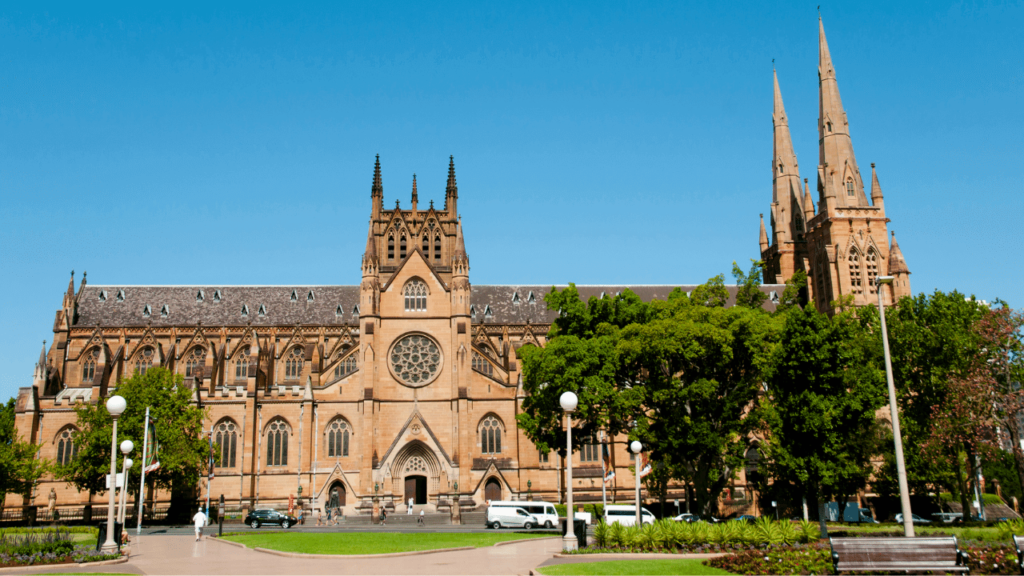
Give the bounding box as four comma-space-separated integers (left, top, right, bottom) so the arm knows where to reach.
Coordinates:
762, 17, 911, 311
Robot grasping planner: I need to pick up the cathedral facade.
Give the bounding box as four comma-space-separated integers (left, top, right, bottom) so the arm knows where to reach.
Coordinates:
9, 17, 909, 518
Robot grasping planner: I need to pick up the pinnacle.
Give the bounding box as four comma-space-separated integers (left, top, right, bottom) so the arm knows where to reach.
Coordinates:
759, 214, 769, 251
773, 69, 787, 125
888, 231, 910, 275
372, 154, 383, 197
870, 163, 883, 200
411, 174, 418, 202
819, 16, 834, 79
446, 156, 457, 195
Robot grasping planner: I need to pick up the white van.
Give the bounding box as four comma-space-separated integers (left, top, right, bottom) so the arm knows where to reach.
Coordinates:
503, 501, 560, 529
604, 504, 655, 526
486, 502, 540, 529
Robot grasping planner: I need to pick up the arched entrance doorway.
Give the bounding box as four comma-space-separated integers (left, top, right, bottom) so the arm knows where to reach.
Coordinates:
327, 481, 346, 509
405, 475, 427, 505
485, 477, 502, 502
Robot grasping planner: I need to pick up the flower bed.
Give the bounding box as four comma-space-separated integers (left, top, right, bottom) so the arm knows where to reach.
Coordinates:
0, 527, 120, 568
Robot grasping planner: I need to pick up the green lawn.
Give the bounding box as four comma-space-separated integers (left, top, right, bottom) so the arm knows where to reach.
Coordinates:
537, 560, 732, 576
220, 531, 553, 554
838, 523, 1005, 541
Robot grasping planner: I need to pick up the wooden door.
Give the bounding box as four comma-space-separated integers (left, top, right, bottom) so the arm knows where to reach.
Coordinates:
330, 483, 346, 507
485, 478, 501, 502
405, 477, 417, 504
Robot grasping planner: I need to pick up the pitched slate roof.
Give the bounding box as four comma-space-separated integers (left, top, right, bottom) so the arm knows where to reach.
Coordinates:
74, 284, 786, 327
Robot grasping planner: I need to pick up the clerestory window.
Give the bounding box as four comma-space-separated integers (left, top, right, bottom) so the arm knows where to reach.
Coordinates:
285, 346, 304, 380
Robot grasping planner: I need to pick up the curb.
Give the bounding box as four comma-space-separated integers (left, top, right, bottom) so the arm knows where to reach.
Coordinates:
0, 551, 130, 574
209, 537, 248, 549
252, 545, 476, 559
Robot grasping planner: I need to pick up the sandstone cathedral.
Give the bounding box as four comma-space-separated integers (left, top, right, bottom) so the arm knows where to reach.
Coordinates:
8, 17, 909, 520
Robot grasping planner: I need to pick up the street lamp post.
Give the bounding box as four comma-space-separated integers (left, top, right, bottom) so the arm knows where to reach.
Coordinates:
876, 275, 914, 538
117, 439, 133, 526
631, 441, 643, 527
100, 395, 126, 554
560, 391, 578, 552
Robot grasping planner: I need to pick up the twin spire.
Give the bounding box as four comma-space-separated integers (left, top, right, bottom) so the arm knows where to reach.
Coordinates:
369, 155, 458, 213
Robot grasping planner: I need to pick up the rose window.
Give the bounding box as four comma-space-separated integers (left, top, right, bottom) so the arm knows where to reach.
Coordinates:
390, 334, 442, 386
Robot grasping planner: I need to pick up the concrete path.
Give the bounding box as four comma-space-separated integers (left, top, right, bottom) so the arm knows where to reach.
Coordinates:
9, 534, 564, 575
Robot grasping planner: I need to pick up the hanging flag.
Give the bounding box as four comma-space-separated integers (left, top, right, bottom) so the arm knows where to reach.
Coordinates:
602, 442, 615, 483
639, 453, 652, 478
144, 417, 161, 473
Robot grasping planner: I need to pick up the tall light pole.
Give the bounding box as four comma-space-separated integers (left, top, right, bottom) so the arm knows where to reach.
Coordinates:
559, 391, 578, 552
117, 440, 134, 526
631, 441, 643, 527
100, 395, 126, 553
876, 275, 914, 537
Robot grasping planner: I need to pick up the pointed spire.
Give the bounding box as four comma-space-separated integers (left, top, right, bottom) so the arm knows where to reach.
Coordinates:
37, 340, 47, 369
759, 214, 769, 252
771, 68, 802, 243
372, 154, 383, 198
817, 15, 867, 209
888, 232, 910, 275
411, 174, 418, 203
870, 162, 885, 206
454, 218, 467, 257
803, 178, 815, 223
66, 270, 75, 299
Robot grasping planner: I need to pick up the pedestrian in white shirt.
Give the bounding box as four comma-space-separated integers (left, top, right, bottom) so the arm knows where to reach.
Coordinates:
192, 509, 208, 541
408, 497, 414, 514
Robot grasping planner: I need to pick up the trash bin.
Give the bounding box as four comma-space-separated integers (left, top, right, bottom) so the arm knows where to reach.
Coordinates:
95, 521, 123, 552
559, 518, 588, 549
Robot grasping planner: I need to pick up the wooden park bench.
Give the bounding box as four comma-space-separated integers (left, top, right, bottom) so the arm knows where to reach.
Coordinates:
830, 536, 970, 574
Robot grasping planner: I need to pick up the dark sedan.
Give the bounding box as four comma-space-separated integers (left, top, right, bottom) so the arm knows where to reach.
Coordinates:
244, 508, 297, 529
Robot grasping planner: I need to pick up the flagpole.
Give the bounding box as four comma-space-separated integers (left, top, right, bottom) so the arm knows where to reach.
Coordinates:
600, 432, 607, 522
136, 407, 150, 536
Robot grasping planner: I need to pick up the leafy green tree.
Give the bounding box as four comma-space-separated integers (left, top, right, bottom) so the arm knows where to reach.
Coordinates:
732, 260, 769, 309
859, 291, 990, 515
757, 305, 885, 535
0, 398, 53, 506
60, 368, 208, 522
618, 277, 782, 516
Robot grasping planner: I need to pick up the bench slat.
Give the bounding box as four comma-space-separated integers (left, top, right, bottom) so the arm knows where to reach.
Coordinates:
831, 536, 968, 575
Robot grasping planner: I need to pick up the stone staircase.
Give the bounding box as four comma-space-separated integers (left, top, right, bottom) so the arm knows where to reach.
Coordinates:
335, 512, 452, 526
461, 511, 487, 527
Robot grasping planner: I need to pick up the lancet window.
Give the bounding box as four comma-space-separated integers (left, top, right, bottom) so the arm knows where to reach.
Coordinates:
472, 352, 493, 377
215, 420, 238, 468
285, 346, 304, 380
866, 249, 879, 294
82, 348, 98, 383
334, 354, 358, 379
480, 416, 503, 455
185, 347, 206, 378
266, 419, 290, 467
388, 235, 395, 260
56, 427, 78, 466
400, 234, 407, 259
135, 347, 154, 374
849, 249, 863, 295
434, 235, 441, 260
404, 280, 427, 312
326, 418, 350, 457
234, 347, 250, 380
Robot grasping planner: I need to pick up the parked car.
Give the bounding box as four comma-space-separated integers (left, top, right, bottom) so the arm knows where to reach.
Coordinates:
931, 512, 963, 524
486, 505, 540, 529
497, 501, 558, 529
605, 505, 656, 526
894, 513, 932, 524
673, 513, 698, 523
244, 508, 297, 529
734, 515, 758, 524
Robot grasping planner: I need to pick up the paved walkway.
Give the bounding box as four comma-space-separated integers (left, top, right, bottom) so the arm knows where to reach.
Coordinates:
11, 534, 564, 575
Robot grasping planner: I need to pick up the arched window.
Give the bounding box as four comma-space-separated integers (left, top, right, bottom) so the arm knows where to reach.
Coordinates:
215, 420, 238, 468
82, 348, 99, 383
266, 419, 290, 467
388, 235, 395, 260
325, 418, 351, 457
472, 352, 493, 377
480, 416, 502, 455
135, 347, 154, 374
846, 179, 855, 197
185, 347, 206, 378
404, 280, 427, 312
285, 346, 304, 380
744, 445, 761, 480
581, 436, 600, 462
422, 234, 429, 253
434, 235, 441, 260
234, 347, 250, 381
334, 354, 358, 379
56, 427, 78, 466
826, 121, 833, 133
400, 234, 407, 259
848, 249, 863, 295
866, 249, 879, 294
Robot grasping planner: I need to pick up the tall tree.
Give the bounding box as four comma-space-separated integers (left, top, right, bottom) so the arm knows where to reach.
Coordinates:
758, 305, 885, 535
0, 398, 52, 507
981, 304, 1024, 497
60, 368, 208, 522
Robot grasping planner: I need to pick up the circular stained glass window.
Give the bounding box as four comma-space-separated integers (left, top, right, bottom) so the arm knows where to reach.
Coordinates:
389, 334, 442, 387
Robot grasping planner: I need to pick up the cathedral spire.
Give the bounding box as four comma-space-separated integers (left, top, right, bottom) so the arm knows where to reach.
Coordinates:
818, 16, 867, 210
411, 174, 418, 214
759, 214, 769, 253
772, 68, 803, 243
888, 232, 910, 275
37, 340, 47, 371
362, 221, 377, 267
66, 270, 75, 299
452, 217, 469, 277
371, 154, 383, 218
803, 178, 815, 223
445, 156, 458, 215
870, 163, 885, 210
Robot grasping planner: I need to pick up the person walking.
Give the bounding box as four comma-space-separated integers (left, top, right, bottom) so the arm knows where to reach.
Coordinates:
315, 507, 322, 527
408, 497, 414, 515
418, 509, 425, 526
379, 507, 387, 526
326, 506, 333, 525
192, 508, 208, 542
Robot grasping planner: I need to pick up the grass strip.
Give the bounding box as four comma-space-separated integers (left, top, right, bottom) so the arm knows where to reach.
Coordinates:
220, 531, 552, 555
537, 559, 732, 575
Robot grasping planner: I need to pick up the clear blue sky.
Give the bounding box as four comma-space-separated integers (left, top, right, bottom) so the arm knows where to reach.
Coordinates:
1, 2, 1021, 401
